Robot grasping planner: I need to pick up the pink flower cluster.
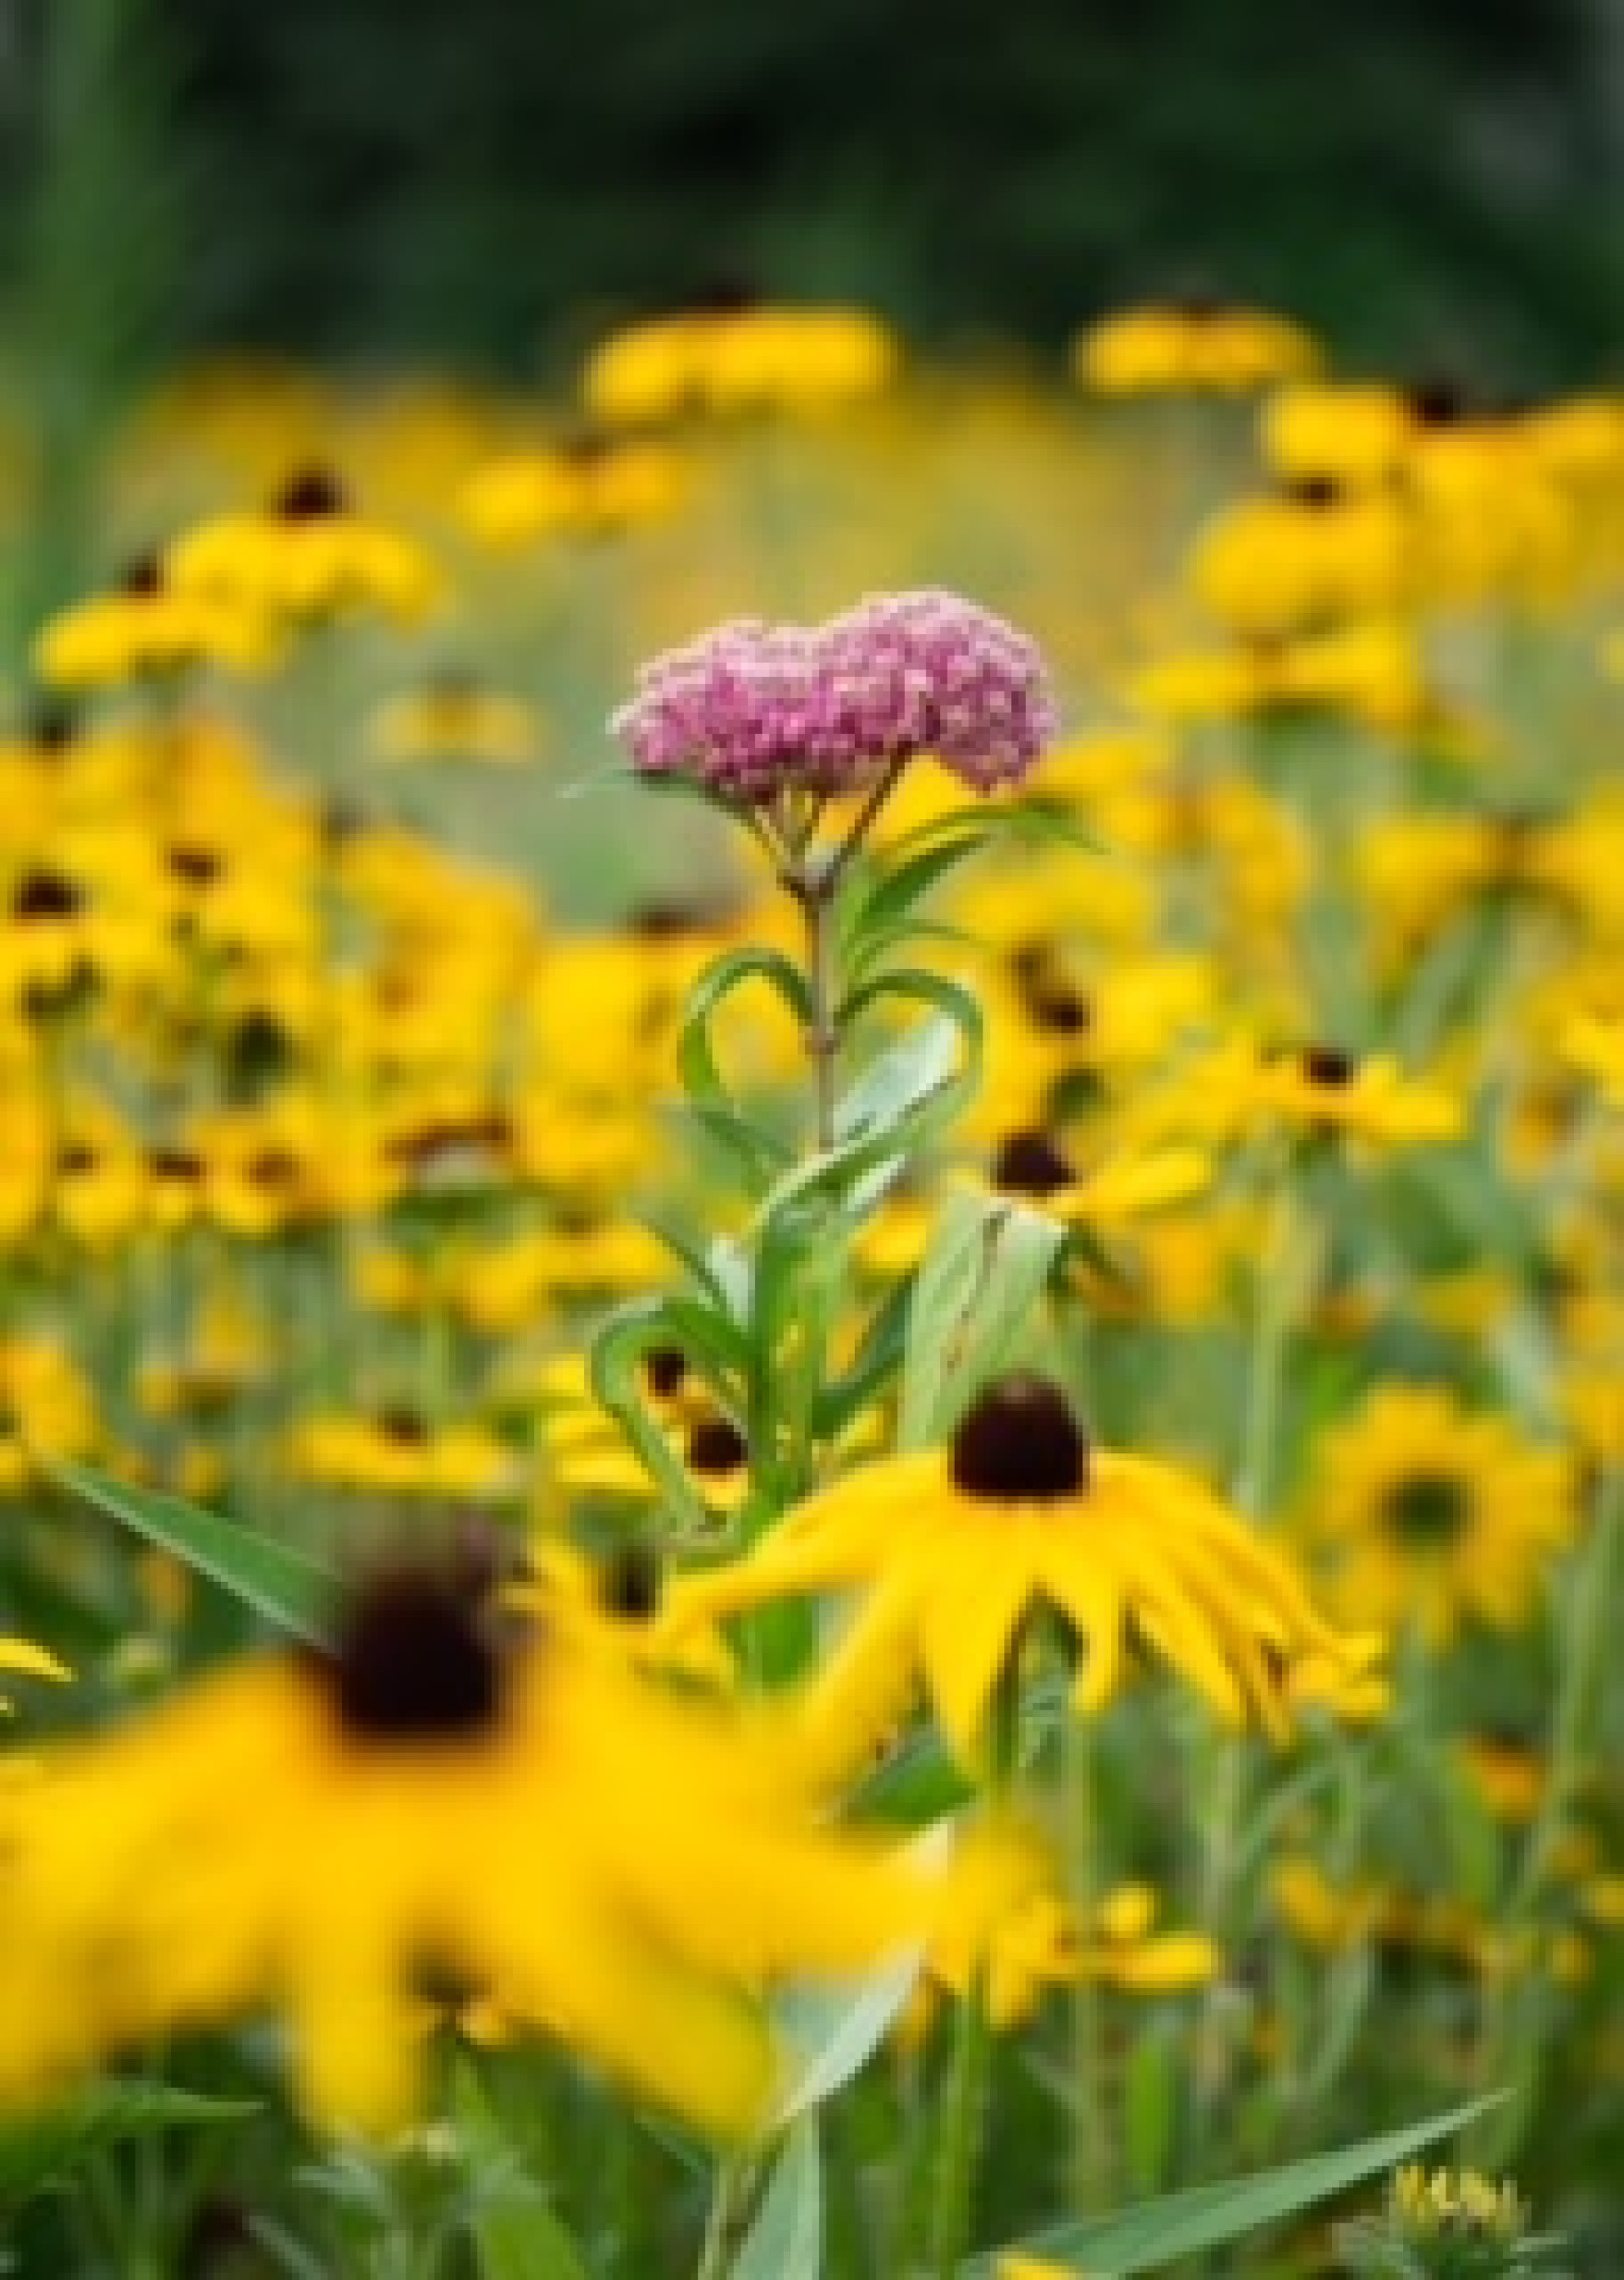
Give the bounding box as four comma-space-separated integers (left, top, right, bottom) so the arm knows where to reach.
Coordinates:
610, 589, 1057, 801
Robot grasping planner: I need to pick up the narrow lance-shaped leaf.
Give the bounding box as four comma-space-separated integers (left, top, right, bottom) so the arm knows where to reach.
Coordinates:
55, 1462, 335, 1644
973, 2093, 1507, 2277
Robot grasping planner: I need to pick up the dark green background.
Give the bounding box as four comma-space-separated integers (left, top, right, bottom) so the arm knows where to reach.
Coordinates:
5, 0, 1623, 392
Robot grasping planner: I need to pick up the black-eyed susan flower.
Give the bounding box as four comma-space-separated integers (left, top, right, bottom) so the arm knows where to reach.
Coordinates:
986, 1125, 1209, 1230
581, 301, 898, 426
168, 467, 441, 625
1171, 1038, 1462, 1151
286, 1404, 524, 1507
0, 1336, 97, 1493
365, 670, 539, 766
913, 1879, 1218, 2042
0, 1567, 1005, 2139
1295, 1385, 1578, 1650
460, 432, 686, 546
1072, 301, 1317, 397
34, 551, 273, 691
1187, 480, 1412, 640
661, 1375, 1371, 1764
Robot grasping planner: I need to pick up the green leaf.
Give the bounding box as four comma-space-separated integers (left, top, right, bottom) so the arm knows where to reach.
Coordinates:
1124, 2027, 1177, 2198
679, 949, 812, 1118
811, 1271, 916, 1438
899, 1187, 1063, 1449
773, 1954, 923, 2125
454, 2062, 589, 2280
975, 2094, 1506, 2277
835, 971, 983, 1143
589, 1298, 748, 1533
54, 1462, 335, 1644
669, 1099, 795, 1194
0, 2081, 259, 2207
730, 2118, 821, 2280
840, 820, 999, 964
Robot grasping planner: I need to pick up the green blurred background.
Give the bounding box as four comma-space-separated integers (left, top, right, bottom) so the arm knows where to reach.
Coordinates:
3, 0, 1622, 395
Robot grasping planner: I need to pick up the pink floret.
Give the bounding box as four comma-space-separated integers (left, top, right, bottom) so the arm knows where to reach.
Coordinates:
610, 589, 1057, 801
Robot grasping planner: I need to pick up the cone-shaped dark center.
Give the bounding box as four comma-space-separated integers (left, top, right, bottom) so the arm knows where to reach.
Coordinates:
55, 1141, 98, 1176
687, 1413, 748, 1477
1301, 1044, 1356, 1088
1284, 475, 1345, 512
1386, 1468, 1472, 1548
329, 1568, 502, 1742
168, 843, 223, 889
1026, 978, 1093, 1038
642, 1344, 689, 1397
12, 867, 84, 922
273, 465, 350, 522
27, 697, 78, 753
247, 1146, 300, 1190
597, 1541, 663, 1622
683, 272, 759, 318
377, 1404, 430, 1448
149, 1145, 205, 1182
561, 426, 614, 469
1405, 378, 1469, 429
628, 895, 720, 940
950, 1375, 1089, 1501
118, 548, 165, 598
992, 1126, 1076, 1198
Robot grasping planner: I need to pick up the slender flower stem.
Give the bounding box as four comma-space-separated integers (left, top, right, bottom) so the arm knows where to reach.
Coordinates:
928, 1671, 1021, 2277
696, 2152, 759, 2280
801, 873, 839, 1154
1066, 1710, 1106, 2217
1476, 1467, 1623, 2163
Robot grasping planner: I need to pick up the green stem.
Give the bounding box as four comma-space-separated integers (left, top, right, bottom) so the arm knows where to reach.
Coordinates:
1066, 1710, 1107, 2217
801, 877, 838, 1155
928, 1671, 1021, 2276
696, 2152, 759, 2280
1476, 1468, 1623, 2162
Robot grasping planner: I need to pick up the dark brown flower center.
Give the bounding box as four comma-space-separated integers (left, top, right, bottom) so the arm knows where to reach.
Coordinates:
377, 1404, 430, 1448
27, 697, 78, 754
12, 867, 84, 923
149, 1146, 205, 1183
328, 1568, 502, 1742
1385, 1468, 1472, 1547
597, 1542, 663, 1622
950, 1375, 1090, 1501
118, 548, 166, 598
1027, 979, 1093, 1038
992, 1126, 1076, 1199
1283, 475, 1346, 512
642, 1345, 689, 1397
168, 843, 224, 889
687, 1413, 748, 1478
246, 1146, 301, 1191
55, 1142, 98, 1176
1301, 1044, 1356, 1088
273, 465, 350, 522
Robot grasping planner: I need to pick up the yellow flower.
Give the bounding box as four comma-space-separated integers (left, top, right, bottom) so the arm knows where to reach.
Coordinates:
1187, 481, 1411, 639
34, 553, 273, 691
1073, 303, 1317, 396
0, 1337, 97, 1493
168, 467, 442, 625
0, 1567, 992, 2139
581, 303, 897, 425
287, 1405, 524, 1506
1173, 1039, 1462, 1151
460, 434, 686, 545
1259, 379, 1412, 486
663, 1375, 1369, 1765
1296, 1385, 1578, 1649
985, 1126, 1210, 1228
365, 672, 538, 766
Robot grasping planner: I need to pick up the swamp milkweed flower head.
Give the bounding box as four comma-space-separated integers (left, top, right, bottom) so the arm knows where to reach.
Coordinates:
610, 589, 1057, 803
661, 1374, 1375, 1769
0, 1564, 1014, 2140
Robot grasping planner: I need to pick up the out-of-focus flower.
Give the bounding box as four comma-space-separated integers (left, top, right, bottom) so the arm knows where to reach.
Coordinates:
169, 467, 441, 625
460, 432, 686, 545
35, 552, 273, 691
366, 671, 538, 765
582, 302, 897, 425
1295, 1385, 1577, 1650
1073, 302, 1318, 396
